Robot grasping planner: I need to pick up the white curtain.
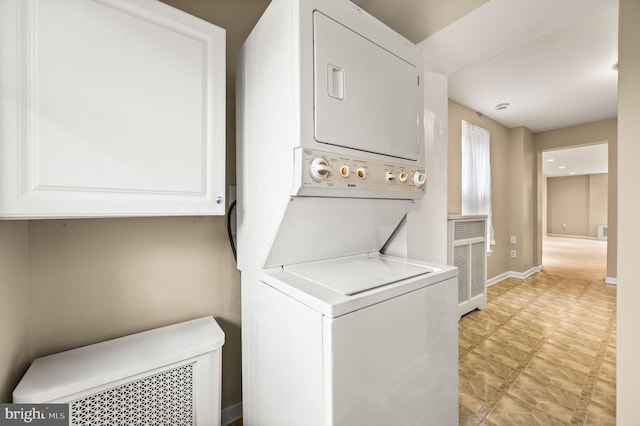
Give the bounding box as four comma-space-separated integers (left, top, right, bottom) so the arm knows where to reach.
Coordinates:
461, 120, 495, 250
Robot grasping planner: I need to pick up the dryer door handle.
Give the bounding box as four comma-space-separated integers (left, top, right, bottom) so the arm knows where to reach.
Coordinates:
327, 64, 344, 100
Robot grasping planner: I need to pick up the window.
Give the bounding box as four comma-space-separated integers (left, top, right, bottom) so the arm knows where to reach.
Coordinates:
461, 120, 494, 251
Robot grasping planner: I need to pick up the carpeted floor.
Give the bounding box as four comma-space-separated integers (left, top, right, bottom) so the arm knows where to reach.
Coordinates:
458, 235, 616, 425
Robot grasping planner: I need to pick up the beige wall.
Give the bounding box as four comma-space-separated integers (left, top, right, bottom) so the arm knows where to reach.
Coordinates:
547, 175, 590, 236
0, 217, 242, 406
534, 119, 617, 151
0, 222, 30, 402
507, 127, 536, 273
27, 217, 242, 406
617, 0, 640, 421
448, 100, 510, 279
533, 118, 617, 278
588, 174, 608, 238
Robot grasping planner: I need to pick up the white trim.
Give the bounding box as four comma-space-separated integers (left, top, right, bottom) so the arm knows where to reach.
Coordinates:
605, 277, 618, 285
546, 233, 599, 240
512, 265, 542, 280
487, 265, 542, 286
487, 271, 511, 287
221, 401, 243, 425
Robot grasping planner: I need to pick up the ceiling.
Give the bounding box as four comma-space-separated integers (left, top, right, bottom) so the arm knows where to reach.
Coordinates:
542, 144, 608, 177
417, 0, 619, 133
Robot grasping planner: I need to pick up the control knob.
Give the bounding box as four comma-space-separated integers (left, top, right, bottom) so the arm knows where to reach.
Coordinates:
310, 157, 331, 181
413, 171, 427, 188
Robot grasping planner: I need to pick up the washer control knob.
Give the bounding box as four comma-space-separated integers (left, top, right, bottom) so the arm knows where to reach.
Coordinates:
310, 157, 331, 181
413, 171, 427, 188
339, 165, 350, 178
398, 172, 409, 183
385, 171, 396, 181
356, 167, 367, 180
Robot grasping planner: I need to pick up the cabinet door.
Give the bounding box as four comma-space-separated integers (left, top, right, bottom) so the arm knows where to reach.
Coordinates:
0, 0, 225, 218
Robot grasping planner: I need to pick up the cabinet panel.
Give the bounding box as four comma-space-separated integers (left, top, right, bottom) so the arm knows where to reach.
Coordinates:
0, 0, 225, 218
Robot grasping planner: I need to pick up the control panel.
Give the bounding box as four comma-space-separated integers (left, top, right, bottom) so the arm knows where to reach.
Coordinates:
292, 148, 426, 199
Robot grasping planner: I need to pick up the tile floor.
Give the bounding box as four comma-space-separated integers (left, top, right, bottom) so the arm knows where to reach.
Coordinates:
459, 237, 616, 425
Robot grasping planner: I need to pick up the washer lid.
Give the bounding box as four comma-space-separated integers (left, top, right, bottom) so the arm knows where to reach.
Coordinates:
284, 254, 433, 296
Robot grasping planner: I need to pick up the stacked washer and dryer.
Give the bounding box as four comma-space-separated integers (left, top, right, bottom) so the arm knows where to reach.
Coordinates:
236, 0, 458, 424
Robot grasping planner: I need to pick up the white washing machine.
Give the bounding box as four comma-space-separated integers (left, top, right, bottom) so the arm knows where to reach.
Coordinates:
242, 253, 458, 425
236, 0, 458, 424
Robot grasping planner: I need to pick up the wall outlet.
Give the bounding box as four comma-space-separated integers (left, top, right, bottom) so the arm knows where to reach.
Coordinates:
510, 249, 517, 259
510, 236, 517, 244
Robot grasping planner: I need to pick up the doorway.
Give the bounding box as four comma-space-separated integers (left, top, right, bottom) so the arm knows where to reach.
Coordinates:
539, 143, 610, 280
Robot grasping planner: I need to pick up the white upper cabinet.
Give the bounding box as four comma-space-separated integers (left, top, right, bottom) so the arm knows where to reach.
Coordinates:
0, 0, 226, 218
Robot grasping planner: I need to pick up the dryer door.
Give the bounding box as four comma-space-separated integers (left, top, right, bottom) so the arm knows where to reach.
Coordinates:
313, 11, 420, 161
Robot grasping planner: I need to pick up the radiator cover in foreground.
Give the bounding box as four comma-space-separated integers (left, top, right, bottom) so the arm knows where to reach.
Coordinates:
13, 317, 225, 426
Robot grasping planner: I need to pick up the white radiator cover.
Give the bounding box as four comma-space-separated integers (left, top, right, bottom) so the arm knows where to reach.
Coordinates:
448, 215, 487, 317
13, 317, 225, 426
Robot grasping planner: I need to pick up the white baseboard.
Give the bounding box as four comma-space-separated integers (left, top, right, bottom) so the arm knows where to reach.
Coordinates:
487, 272, 511, 287
546, 233, 598, 240
513, 265, 542, 280
487, 265, 542, 287
222, 401, 242, 425
605, 277, 618, 285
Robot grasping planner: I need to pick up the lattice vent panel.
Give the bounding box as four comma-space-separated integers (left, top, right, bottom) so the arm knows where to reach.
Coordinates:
69, 363, 195, 426
454, 245, 469, 304
453, 220, 485, 241
471, 242, 486, 298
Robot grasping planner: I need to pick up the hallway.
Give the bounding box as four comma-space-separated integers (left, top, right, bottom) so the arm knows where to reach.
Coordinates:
458, 236, 616, 425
